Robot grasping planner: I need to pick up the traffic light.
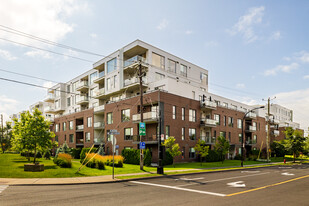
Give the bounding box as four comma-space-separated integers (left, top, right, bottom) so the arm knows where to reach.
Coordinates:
202, 94, 206, 102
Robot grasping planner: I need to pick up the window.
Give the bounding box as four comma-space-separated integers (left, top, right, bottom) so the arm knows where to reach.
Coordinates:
228, 117, 234, 127
69, 134, 74, 143
87, 117, 92, 127
155, 72, 165, 81
237, 119, 242, 129
189, 128, 196, 140
182, 127, 185, 140
152, 53, 165, 69
239, 134, 242, 143
180, 64, 187, 77
55, 88, 60, 97
168, 59, 176, 73
124, 128, 133, 140
223, 116, 226, 126
182, 147, 185, 159
200, 72, 208, 85
67, 97, 71, 107
172, 106, 176, 119
182, 107, 185, 120
253, 135, 257, 144
63, 122, 66, 131
67, 85, 71, 93
189, 147, 196, 159
55, 124, 59, 132
55, 100, 60, 109
107, 78, 111, 91
121, 109, 130, 122
165, 125, 170, 138
72, 81, 77, 92
214, 130, 217, 138
107, 130, 114, 142
220, 131, 226, 138
222, 102, 228, 108
189, 109, 196, 122
214, 114, 220, 125
85, 132, 91, 142
107, 58, 117, 73
228, 132, 231, 142
107, 112, 113, 124
89, 72, 98, 85
69, 121, 73, 130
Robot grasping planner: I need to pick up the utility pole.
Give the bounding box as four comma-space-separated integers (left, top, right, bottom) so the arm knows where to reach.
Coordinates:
157, 89, 164, 174
139, 60, 144, 170
266, 98, 270, 163
1, 114, 4, 153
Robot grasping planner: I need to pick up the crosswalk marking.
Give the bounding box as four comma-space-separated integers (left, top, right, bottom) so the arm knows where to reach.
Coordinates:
0, 185, 8, 194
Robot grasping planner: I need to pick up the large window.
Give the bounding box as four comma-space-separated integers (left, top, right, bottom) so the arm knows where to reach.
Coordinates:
180, 64, 187, 77
237, 119, 242, 129
228, 117, 234, 127
107, 112, 113, 124
55, 124, 59, 132
107, 58, 117, 73
69, 134, 74, 143
214, 114, 220, 125
152, 53, 165, 69
168, 59, 176, 73
182, 127, 185, 140
200, 72, 208, 85
189, 147, 196, 159
63, 122, 66, 131
67, 97, 71, 107
189, 109, 196, 122
90, 72, 98, 85
107, 130, 114, 142
124, 128, 133, 140
121, 109, 130, 122
189, 128, 196, 140
172, 106, 176, 119
182, 107, 185, 120
87, 117, 92, 127
85, 132, 91, 142
69, 121, 73, 130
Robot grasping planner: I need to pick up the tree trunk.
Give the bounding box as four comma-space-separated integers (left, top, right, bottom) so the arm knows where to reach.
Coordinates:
293, 152, 296, 163
33, 143, 36, 164
200, 156, 202, 167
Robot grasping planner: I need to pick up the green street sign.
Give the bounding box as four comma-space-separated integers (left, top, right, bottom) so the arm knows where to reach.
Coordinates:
139, 122, 146, 136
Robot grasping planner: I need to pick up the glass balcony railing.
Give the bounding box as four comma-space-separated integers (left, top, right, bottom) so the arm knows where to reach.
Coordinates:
94, 122, 105, 128
124, 55, 146, 68
94, 105, 105, 112
76, 125, 84, 130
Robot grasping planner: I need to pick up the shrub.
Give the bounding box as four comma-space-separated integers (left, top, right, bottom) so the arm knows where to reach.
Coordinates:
271, 141, 286, 157
71, 148, 82, 159
44, 150, 51, 160
36, 151, 42, 158
234, 154, 242, 160
163, 151, 173, 166
54, 153, 72, 168
205, 150, 221, 162
80, 148, 98, 162
144, 149, 152, 166
122, 149, 140, 165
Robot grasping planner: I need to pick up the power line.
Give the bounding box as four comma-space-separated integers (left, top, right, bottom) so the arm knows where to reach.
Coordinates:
0, 37, 94, 63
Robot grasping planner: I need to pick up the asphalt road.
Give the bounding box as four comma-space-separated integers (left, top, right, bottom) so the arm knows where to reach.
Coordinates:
1, 164, 309, 206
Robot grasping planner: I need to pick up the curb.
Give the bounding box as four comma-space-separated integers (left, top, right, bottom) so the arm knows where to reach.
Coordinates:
9, 163, 284, 186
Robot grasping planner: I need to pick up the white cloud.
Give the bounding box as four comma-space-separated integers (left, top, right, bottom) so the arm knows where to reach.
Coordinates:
24, 50, 52, 59
156, 19, 168, 30
275, 88, 309, 129
264, 62, 299, 76
282, 56, 291, 61
0, 95, 19, 122
0, 49, 17, 60
90, 33, 98, 38
304, 75, 309, 80
227, 6, 265, 43
185, 30, 193, 35
298, 51, 309, 63
240, 97, 258, 105
0, 0, 88, 49
270, 31, 281, 40
205, 41, 218, 47
43, 81, 55, 88
236, 83, 245, 89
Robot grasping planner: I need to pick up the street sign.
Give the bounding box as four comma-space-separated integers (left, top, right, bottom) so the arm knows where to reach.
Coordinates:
139, 122, 146, 136
115, 145, 119, 149
108, 129, 120, 135
140, 142, 146, 149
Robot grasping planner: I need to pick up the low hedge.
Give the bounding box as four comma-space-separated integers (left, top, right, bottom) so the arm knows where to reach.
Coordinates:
122, 148, 152, 166
83, 153, 124, 169
53, 153, 72, 168
205, 150, 221, 162
80, 148, 98, 161
71, 148, 82, 159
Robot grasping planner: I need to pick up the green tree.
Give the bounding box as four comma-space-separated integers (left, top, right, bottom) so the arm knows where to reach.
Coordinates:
0, 121, 13, 153
194, 139, 209, 166
12, 108, 55, 163
215, 136, 230, 163
283, 127, 306, 162
162, 136, 181, 167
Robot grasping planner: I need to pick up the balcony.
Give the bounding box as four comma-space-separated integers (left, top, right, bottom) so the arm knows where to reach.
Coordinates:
200, 136, 216, 144
132, 111, 158, 123
76, 125, 84, 131
200, 118, 218, 127
48, 88, 54, 94
45, 106, 64, 114
246, 139, 257, 145
94, 137, 104, 144
245, 125, 257, 133
132, 135, 158, 144
270, 119, 280, 125
123, 77, 148, 92
76, 81, 89, 92
94, 105, 105, 114
76, 138, 84, 145
44, 94, 55, 103
94, 121, 105, 129
272, 130, 280, 136
93, 71, 105, 84
200, 100, 217, 110
245, 112, 257, 119
76, 95, 89, 105
94, 88, 105, 99
124, 55, 146, 68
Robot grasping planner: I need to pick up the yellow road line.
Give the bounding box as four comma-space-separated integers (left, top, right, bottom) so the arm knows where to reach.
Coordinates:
227, 174, 309, 197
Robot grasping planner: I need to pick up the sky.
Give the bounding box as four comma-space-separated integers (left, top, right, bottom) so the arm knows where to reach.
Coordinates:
0, 0, 308, 132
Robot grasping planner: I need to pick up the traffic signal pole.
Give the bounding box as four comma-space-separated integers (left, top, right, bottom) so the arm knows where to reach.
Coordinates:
139, 60, 144, 170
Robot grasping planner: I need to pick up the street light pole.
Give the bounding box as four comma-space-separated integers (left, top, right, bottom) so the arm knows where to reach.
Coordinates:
241, 106, 265, 167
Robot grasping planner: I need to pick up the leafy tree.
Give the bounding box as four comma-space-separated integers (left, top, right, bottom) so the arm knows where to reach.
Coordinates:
12, 108, 55, 163
0, 121, 13, 153
215, 136, 230, 163
270, 140, 286, 157
194, 139, 209, 166
162, 136, 181, 167
283, 127, 306, 162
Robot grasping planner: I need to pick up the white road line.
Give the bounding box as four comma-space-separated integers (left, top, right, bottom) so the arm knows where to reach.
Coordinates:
176, 177, 204, 181
130, 181, 226, 197
176, 172, 270, 187
0, 185, 8, 194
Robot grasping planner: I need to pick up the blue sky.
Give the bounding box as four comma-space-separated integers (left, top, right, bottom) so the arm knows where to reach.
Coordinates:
0, 0, 308, 131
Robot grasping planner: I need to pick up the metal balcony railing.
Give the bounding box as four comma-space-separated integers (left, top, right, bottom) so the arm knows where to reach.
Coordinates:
132, 111, 158, 122
124, 55, 146, 68
76, 125, 84, 130
94, 122, 105, 128
200, 118, 218, 127
200, 100, 217, 109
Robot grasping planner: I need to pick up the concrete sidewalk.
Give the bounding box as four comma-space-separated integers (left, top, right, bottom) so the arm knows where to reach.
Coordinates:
0, 162, 284, 186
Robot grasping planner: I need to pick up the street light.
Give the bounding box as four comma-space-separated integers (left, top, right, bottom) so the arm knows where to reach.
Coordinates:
241, 106, 265, 167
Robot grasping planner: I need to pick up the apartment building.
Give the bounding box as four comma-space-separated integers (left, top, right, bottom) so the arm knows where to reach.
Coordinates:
17, 40, 301, 162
